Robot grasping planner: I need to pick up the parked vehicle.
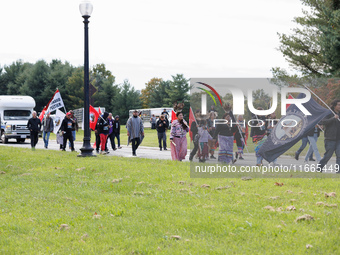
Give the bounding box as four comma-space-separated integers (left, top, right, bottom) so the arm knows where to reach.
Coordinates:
0, 96, 35, 143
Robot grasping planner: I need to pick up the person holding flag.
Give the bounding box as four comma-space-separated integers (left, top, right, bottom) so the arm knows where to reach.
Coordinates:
318, 99, 340, 172
97, 111, 110, 155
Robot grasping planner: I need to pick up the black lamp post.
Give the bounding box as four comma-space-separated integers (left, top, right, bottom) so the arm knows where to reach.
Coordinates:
78, 0, 95, 157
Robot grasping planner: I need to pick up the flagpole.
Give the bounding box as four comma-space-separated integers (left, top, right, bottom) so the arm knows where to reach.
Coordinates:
302, 84, 340, 121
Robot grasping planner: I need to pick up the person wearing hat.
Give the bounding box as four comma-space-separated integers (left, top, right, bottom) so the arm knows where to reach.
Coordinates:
61, 112, 75, 152
113, 114, 122, 149
127, 110, 144, 156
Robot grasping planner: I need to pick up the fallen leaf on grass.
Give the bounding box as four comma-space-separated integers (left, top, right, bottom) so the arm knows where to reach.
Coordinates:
215, 186, 230, 190
20, 173, 32, 176
134, 191, 144, 196
274, 182, 284, 186
0, 171, 6, 174
59, 224, 70, 230
276, 207, 284, 212
295, 214, 314, 222
75, 167, 85, 171
286, 206, 296, 211
269, 196, 280, 200
290, 199, 297, 202
264, 206, 275, 211
241, 192, 245, 196
325, 204, 337, 208
82, 234, 89, 239
241, 177, 252, 181
180, 189, 188, 193
325, 192, 336, 198
178, 181, 186, 185
93, 212, 101, 219
170, 235, 181, 240
137, 181, 145, 185
201, 184, 210, 188
286, 190, 293, 194
306, 244, 313, 249
112, 178, 122, 183
298, 191, 304, 195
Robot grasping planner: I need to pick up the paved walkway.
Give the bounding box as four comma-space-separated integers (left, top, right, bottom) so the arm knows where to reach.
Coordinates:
0, 138, 337, 170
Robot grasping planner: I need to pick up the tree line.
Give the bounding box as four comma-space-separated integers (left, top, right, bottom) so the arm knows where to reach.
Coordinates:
0, 60, 190, 124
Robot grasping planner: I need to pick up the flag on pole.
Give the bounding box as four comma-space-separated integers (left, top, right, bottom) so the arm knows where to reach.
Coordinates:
189, 107, 196, 140
286, 94, 294, 109
38, 89, 65, 121
258, 93, 331, 162
171, 110, 177, 123
47, 89, 65, 113
89, 105, 99, 131
53, 109, 66, 134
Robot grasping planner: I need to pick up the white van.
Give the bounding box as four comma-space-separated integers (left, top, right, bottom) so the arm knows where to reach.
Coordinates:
0, 96, 35, 143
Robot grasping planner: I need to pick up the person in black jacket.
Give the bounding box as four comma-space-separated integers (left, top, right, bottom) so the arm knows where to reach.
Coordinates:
61, 112, 75, 151
213, 111, 238, 163
113, 115, 122, 149
318, 99, 340, 172
27, 111, 41, 150
156, 115, 169, 151
189, 110, 201, 161
97, 112, 110, 154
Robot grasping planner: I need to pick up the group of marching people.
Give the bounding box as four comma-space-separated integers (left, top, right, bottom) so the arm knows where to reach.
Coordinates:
189, 109, 248, 164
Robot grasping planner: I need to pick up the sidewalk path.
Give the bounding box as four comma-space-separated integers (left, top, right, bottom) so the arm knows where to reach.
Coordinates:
0, 139, 336, 169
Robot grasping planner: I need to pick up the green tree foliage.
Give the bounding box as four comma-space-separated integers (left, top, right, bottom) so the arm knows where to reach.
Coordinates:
113, 80, 141, 124
90, 63, 118, 111
274, 0, 340, 78
64, 67, 84, 110
140, 78, 163, 108
149, 80, 171, 108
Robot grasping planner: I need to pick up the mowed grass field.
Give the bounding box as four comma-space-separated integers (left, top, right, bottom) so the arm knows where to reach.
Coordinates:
0, 146, 339, 254
49, 127, 327, 158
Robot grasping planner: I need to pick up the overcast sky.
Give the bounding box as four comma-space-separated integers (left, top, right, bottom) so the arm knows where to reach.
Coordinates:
0, 0, 305, 90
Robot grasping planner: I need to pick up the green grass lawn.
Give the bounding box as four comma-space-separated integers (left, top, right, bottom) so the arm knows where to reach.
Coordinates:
0, 146, 339, 254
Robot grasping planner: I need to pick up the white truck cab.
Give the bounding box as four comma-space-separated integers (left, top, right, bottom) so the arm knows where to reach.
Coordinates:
0, 96, 36, 143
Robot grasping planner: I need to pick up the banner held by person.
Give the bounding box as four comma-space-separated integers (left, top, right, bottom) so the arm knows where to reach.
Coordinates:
259, 93, 331, 163
39, 89, 66, 121
53, 109, 66, 134
47, 89, 66, 113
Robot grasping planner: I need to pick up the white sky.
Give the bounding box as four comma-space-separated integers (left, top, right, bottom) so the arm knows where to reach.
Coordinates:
0, 0, 305, 90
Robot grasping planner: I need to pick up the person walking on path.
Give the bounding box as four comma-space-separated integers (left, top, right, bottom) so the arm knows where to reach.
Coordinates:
294, 135, 315, 161
106, 113, 116, 151
170, 111, 189, 161
68, 110, 78, 149
97, 112, 110, 154
61, 112, 75, 152
27, 111, 41, 150
189, 110, 201, 161
127, 110, 144, 156
318, 99, 340, 172
304, 126, 322, 163
150, 114, 157, 129
156, 115, 168, 151
113, 115, 122, 149
213, 112, 237, 164
42, 112, 54, 149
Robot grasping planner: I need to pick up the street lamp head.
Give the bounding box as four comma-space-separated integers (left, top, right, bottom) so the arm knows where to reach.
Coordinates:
79, 0, 93, 18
